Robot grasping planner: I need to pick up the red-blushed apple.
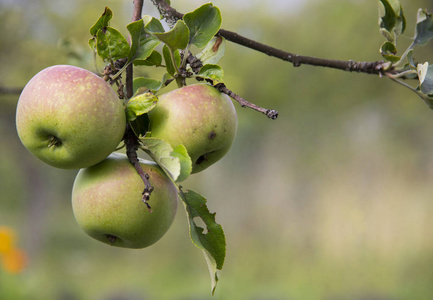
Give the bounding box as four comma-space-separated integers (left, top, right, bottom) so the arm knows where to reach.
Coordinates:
148, 83, 238, 174
71, 153, 178, 249
16, 65, 126, 169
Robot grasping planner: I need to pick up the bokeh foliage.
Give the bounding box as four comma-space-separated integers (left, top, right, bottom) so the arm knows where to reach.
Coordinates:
1, 0, 433, 299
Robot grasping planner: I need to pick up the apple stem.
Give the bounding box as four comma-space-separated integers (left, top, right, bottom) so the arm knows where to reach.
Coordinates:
214, 83, 279, 120
121, 0, 154, 212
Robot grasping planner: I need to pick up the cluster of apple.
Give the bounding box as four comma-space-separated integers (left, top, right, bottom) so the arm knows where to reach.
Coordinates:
15, 64, 237, 248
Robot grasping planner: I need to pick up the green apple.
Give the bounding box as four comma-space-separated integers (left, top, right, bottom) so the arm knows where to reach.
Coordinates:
16, 65, 126, 169
148, 83, 238, 174
71, 153, 178, 249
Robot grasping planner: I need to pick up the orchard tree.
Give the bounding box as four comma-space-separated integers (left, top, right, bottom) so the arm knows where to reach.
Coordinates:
12, 0, 433, 295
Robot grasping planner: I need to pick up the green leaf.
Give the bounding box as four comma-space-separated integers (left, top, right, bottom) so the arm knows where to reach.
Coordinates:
417, 62, 433, 94
96, 27, 130, 61
411, 9, 433, 48
140, 137, 182, 181
378, 0, 406, 42
127, 19, 162, 62
88, 37, 96, 52
180, 189, 225, 295
407, 49, 416, 67
133, 77, 163, 94
90, 7, 113, 36
127, 19, 145, 59
133, 50, 163, 67
380, 41, 400, 63
129, 114, 149, 138
197, 64, 224, 84
183, 3, 222, 48
125, 92, 158, 122
163, 45, 181, 76
196, 36, 226, 65
171, 144, 192, 182
378, 0, 396, 32
153, 19, 190, 51
143, 15, 165, 33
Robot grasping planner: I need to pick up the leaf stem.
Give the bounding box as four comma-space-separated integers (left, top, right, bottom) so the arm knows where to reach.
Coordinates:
111, 59, 132, 81
385, 73, 418, 93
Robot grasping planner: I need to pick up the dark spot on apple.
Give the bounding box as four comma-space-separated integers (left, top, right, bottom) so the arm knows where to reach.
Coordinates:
106, 234, 117, 245
208, 131, 216, 140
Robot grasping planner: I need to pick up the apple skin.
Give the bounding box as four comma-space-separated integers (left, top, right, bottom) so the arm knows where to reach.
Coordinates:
16, 65, 126, 169
71, 153, 178, 249
148, 83, 238, 174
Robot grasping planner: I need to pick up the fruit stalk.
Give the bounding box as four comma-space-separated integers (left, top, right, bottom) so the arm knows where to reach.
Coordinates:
124, 0, 154, 211
124, 123, 154, 211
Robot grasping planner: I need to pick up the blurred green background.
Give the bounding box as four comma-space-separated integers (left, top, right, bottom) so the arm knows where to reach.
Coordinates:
2, 0, 433, 299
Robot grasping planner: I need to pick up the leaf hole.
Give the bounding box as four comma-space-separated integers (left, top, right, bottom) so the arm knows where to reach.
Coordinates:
193, 217, 208, 234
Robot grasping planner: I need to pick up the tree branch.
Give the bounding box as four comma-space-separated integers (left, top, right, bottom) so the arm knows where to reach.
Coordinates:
150, 0, 392, 75
124, 123, 154, 212
219, 29, 390, 74
132, 0, 144, 23
124, 0, 154, 211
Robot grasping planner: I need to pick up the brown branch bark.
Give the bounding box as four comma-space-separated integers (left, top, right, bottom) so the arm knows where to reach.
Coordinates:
150, 0, 391, 75
215, 83, 278, 119
125, 123, 154, 211
124, 0, 154, 211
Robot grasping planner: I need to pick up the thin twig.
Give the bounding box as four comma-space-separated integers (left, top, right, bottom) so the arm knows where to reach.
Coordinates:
215, 83, 278, 119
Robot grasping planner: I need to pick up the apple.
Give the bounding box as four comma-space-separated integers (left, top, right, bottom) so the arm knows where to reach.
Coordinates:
148, 83, 238, 174
16, 65, 126, 169
71, 153, 178, 249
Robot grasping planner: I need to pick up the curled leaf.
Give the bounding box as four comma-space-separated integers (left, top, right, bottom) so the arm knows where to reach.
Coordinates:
380, 41, 400, 63
378, 0, 406, 42
90, 7, 113, 36
196, 36, 226, 65
417, 62, 433, 94
197, 64, 224, 84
